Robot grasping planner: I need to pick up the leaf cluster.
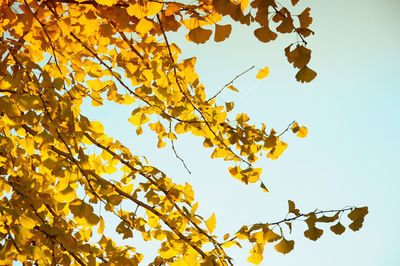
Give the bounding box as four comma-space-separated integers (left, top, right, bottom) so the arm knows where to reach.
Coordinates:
0, 0, 365, 265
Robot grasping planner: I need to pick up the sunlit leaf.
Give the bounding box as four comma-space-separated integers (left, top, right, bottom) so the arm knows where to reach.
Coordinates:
206, 213, 216, 234
256, 67, 269, 79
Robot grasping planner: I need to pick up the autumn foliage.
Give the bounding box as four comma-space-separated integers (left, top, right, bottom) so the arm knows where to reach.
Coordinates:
0, 0, 367, 265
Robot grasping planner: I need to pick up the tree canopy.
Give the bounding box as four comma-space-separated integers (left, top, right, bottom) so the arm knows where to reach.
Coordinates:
0, 0, 367, 265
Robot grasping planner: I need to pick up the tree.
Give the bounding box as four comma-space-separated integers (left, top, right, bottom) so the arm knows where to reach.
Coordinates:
0, 0, 367, 265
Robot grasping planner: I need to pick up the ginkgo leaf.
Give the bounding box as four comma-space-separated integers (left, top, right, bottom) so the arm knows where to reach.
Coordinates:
274, 238, 294, 254
296, 28, 315, 38
256, 67, 269, 79
227, 85, 238, 92
296, 66, 317, 83
165, 3, 181, 16
206, 213, 216, 234
94, 0, 118, 6
298, 8, 313, 28
188, 27, 212, 44
254, 27, 278, 43
144, 2, 164, 17
240, 0, 250, 12
265, 229, 281, 243
276, 16, 294, 33
214, 24, 232, 42
97, 217, 105, 234
267, 141, 288, 160
348, 207, 368, 231
297, 126, 308, 138
136, 18, 153, 35
304, 226, 323, 241
54, 185, 76, 203
20, 214, 36, 229
225, 102, 234, 112
247, 251, 263, 265
285, 44, 311, 69
330, 222, 346, 235
75, 70, 86, 83
260, 182, 269, 192
291, 0, 299, 5
288, 200, 300, 216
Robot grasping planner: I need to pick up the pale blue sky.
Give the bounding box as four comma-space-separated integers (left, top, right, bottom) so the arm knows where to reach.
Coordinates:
83, 0, 400, 265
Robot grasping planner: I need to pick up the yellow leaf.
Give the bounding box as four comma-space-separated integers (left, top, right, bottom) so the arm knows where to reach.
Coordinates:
240, 0, 250, 12
205, 213, 216, 234
136, 18, 153, 35
267, 141, 288, 160
90, 121, 104, 133
129, 112, 149, 127
297, 126, 308, 138
274, 238, 294, 254
75, 71, 86, 83
247, 252, 263, 265
256, 67, 269, 79
227, 85, 238, 92
94, 0, 118, 6
97, 217, 105, 234
20, 214, 36, 229
54, 185, 76, 203
145, 2, 163, 16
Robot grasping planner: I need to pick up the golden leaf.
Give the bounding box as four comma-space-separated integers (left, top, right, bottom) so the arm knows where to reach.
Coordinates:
274, 238, 294, 254
205, 213, 216, 234
297, 126, 308, 138
97, 217, 105, 234
94, 0, 118, 6
136, 19, 153, 35
247, 251, 263, 265
20, 214, 36, 229
256, 67, 269, 79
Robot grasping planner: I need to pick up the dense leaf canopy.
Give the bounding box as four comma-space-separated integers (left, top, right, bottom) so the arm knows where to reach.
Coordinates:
0, 0, 367, 265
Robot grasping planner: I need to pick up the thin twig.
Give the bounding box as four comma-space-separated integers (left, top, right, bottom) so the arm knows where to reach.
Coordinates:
278, 120, 295, 137
272, 5, 308, 45
169, 122, 191, 174
207, 66, 255, 103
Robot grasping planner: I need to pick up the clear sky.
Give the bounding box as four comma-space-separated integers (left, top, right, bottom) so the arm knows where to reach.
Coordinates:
83, 0, 400, 265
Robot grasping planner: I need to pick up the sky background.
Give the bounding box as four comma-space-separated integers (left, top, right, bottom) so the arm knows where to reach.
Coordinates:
82, 0, 400, 265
